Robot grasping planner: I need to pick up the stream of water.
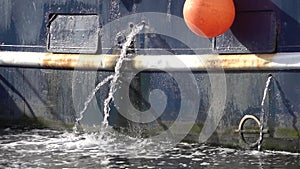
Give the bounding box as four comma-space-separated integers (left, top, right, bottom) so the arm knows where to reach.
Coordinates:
167, 0, 172, 22
258, 75, 272, 151
72, 23, 145, 133
102, 23, 145, 126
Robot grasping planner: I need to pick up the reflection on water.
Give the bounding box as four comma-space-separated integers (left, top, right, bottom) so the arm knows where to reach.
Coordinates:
0, 128, 299, 168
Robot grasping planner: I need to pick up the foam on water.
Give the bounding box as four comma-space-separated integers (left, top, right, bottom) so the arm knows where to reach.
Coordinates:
0, 129, 299, 168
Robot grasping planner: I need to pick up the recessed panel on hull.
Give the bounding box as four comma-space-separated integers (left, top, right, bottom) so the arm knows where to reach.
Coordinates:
47, 14, 100, 54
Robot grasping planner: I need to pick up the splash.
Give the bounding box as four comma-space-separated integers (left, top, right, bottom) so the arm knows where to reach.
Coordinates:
102, 23, 145, 126
73, 75, 114, 133
73, 22, 145, 132
258, 75, 272, 151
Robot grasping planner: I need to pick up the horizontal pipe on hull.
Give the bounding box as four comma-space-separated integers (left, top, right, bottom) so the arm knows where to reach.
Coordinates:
0, 51, 300, 71
0, 51, 119, 70
135, 53, 300, 71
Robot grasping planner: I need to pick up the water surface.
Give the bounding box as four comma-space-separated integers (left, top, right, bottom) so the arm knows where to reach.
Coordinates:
0, 128, 299, 168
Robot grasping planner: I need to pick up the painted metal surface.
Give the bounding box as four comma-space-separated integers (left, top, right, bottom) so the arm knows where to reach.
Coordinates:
0, 0, 300, 53
0, 0, 299, 152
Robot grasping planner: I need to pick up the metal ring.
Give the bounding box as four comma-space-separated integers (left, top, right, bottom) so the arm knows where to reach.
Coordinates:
237, 115, 261, 148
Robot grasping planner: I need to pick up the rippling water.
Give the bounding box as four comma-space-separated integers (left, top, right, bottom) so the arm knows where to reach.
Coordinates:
0, 128, 299, 168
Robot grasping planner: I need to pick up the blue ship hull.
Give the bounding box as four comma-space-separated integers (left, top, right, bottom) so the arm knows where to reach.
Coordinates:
0, 0, 299, 152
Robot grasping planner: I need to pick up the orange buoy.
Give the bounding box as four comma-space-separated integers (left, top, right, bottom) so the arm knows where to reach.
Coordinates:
183, 0, 235, 38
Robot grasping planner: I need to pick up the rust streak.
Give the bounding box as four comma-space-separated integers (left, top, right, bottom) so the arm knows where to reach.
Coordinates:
42, 54, 78, 68
204, 54, 276, 70
41, 53, 279, 70
42, 53, 119, 69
